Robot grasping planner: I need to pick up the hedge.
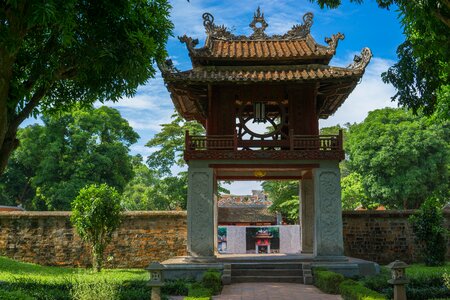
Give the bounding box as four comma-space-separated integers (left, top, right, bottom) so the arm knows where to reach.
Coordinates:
314, 269, 345, 294
339, 279, 386, 300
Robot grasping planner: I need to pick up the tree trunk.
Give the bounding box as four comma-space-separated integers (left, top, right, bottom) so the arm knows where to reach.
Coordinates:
0, 126, 19, 175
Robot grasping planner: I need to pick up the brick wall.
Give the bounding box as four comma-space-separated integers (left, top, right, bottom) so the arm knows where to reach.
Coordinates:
0, 211, 187, 268
1, 210, 449, 268
342, 210, 450, 264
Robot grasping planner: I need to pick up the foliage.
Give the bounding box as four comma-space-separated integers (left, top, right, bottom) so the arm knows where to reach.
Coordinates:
146, 113, 204, 176
0, 106, 138, 210
122, 155, 187, 210
0, 289, 35, 300
187, 282, 212, 299
262, 180, 299, 224
361, 264, 450, 300
0, 256, 149, 300
310, 0, 450, 120
347, 108, 450, 209
162, 279, 192, 296
201, 270, 222, 295
71, 184, 123, 272
70, 277, 118, 300
339, 279, 386, 300
314, 269, 345, 294
444, 272, 450, 290
409, 198, 448, 266
341, 172, 369, 210
0, 0, 173, 174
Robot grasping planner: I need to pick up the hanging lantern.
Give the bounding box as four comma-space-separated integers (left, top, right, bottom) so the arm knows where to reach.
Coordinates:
253, 102, 266, 123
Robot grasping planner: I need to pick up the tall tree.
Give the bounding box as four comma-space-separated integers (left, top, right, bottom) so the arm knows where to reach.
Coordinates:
0, 106, 139, 210
347, 108, 450, 209
0, 0, 172, 174
311, 0, 450, 119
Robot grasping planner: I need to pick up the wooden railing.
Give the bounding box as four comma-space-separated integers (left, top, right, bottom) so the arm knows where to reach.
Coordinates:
185, 130, 343, 151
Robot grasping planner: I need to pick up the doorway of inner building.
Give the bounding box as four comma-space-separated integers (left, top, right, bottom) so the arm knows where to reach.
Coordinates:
215, 176, 301, 256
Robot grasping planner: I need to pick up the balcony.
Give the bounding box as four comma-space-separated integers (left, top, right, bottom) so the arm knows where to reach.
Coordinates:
184, 130, 344, 161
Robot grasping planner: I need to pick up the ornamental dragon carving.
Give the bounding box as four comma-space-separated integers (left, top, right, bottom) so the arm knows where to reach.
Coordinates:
200, 9, 316, 41
348, 47, 373, 69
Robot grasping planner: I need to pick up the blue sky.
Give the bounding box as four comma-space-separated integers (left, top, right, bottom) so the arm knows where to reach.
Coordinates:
24, 0, 405, 194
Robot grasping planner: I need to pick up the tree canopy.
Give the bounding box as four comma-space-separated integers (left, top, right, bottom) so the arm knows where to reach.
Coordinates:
0, 0, 173, 174
0, 105, 138, 210
311, 0, 450, 119
347, 108, 450, 209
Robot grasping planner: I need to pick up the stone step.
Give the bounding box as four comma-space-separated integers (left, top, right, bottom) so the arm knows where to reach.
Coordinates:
231, 268, 302, 277
231, 275, 304, 283
231, 263, 303, 270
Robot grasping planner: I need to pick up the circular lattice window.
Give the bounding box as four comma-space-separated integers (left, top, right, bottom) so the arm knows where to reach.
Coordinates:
236, 100, 288, 141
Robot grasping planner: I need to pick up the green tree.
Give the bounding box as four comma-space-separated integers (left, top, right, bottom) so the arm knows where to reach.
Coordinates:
122, 155, 188, 210
341, 172, 369, 210
347, 108, 450, 209
311, 0, 450, 119
146, 112, 204, 176
262, 180, 299, 224
71, 184, 123, 272
409, 198, 448, 266
0, 0, 173, 174
0, 105, 138, 210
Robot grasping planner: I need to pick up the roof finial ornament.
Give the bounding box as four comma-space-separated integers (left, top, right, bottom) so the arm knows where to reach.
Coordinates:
348, 47, 373, 69
325, 32, 345, 52
249, 6, 268, 39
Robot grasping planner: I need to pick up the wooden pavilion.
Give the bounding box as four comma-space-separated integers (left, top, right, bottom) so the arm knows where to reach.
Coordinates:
158, 8, 376, 282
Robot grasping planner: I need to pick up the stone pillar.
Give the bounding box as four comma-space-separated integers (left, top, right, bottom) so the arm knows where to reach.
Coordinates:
313, 167, 344, 257
300, 179, 314, 254
187, 167, 215, 258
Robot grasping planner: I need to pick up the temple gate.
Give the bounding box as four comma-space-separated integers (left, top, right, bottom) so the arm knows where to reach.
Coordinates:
159, 8, 375, 280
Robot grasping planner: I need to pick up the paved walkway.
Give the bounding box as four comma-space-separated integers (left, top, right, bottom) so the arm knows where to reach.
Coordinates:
212, 283, 342, 300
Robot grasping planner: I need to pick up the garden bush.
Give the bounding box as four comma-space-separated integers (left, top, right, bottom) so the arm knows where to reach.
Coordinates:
201, 269, 222, 295
162, 278, 191, 296
70, 277, 118, 300
409, 198, 448, 266
187, 282, 212, 299
339, 279, 386, 300
314, 269, 344, 294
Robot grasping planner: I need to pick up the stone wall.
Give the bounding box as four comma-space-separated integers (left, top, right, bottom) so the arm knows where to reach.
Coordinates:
1, 210, 449, 267
0, 211, 187, 268
342, 210, 450, 264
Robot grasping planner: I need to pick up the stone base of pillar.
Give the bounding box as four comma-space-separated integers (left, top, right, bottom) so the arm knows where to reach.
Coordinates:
183, 256, 217, 263
313, 255, 348, 262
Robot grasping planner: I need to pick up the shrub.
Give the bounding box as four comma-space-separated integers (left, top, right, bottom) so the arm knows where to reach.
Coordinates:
201, 269, 222, 295
444, 273, 450, 290
0, 289, 36, 300
314, 269, 344, 294
339, 279, 386, 300
187, 282, 211, 299
71, 184, 123, 272
162, 279, 191, 296
409, 198, 448, 266
70, 278, 118, 300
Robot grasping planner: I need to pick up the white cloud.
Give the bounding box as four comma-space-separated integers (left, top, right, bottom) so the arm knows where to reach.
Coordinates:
320, 56, 398, 128
221, 181, 263, 195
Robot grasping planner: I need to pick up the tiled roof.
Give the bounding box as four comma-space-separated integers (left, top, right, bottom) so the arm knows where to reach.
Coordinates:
218, 206, 277, 224
193, 38, 333, 61
164, 65, 362, 83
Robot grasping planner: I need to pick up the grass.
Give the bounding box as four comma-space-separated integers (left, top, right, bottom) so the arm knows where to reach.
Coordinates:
0, 256, 149, 300
0, 256, 148, 284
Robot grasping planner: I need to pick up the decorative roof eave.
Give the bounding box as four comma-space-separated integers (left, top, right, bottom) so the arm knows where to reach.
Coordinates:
159, 47, 372, 82
159, 47, 372, 121
177, 8, 346, 63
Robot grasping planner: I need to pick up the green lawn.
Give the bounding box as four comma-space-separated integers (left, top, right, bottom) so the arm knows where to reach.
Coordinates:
0, 256, 148, 284
0, 256, 150, 300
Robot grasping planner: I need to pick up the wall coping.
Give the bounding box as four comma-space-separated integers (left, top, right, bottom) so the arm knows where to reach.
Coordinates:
343, 209, 450, 217
0, 211, 187, 218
